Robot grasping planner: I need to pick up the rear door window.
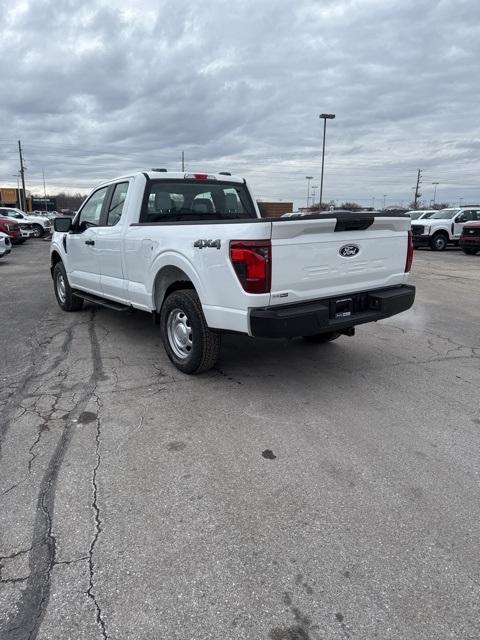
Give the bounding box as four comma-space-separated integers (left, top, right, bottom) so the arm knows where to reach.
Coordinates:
107, 182, 129, 226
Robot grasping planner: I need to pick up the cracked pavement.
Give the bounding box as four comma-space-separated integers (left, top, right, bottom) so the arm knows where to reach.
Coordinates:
0, 242, 479, 640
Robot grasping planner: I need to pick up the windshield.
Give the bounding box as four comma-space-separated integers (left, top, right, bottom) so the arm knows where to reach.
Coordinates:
428, 209, 459, 220
409, 211, 422, 220
140, 180, 257, 222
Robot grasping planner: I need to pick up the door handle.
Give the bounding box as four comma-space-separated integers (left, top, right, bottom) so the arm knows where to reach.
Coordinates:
85, 240, 95, 246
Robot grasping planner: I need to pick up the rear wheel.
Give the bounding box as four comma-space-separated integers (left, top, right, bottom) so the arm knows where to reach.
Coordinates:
430, 233, 448, 251
53, 262, 84, 311
302, 331, 341, 344
462, 248, 478, 255
160, 289, 220, 374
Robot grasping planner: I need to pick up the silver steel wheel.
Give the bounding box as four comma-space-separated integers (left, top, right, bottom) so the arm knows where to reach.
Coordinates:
56, 272, 66, 304
433, 235, 446, 250
167, 308, 193, 359
32, 225, 42, 238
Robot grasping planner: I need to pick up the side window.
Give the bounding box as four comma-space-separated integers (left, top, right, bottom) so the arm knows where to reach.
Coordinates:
460, 210, 474, 222
78, 187, 108, 230
107, 182, 129, 226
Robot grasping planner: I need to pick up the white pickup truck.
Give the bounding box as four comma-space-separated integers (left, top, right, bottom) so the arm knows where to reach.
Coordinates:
411, 206, 480, 250
51, 170, 415, 373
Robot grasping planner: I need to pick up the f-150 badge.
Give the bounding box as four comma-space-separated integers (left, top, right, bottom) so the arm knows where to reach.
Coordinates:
193, 239, 221, 249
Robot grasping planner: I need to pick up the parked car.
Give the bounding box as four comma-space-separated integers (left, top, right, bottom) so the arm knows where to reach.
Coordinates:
0, 207, 52, 237
459, 221, 480, 255
50, 170, 415, 374
407, 210, 436, 221
411, 207, 480, 250
0, 216, 24, 244
0, 231, 12, 258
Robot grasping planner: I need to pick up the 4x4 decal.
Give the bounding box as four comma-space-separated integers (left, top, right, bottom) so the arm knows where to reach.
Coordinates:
193, 239, 221, 250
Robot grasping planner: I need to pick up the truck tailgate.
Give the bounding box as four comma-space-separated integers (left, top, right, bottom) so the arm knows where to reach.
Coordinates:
270, 214, 410, 305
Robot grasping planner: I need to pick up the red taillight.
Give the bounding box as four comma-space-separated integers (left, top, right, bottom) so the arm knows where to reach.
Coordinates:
193, 173, 208, 180
230, 240, 271, 294
405, 229, 414, 273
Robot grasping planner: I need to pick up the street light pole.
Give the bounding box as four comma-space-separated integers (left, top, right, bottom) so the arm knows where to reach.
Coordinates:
311, 185, 318, 208
383, 194, 387, 209
305, 176, 313, 208
319, 113, 335, 211
432, 182, 439, 206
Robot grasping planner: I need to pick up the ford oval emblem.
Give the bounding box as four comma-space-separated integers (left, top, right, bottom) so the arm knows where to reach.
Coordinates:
339, 244, 360, 257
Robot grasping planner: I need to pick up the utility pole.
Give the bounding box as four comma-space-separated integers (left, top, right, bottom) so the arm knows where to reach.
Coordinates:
18, 140, 27, 211
42, 168, 48, 212
383, 194, 387, 209
414, 169, 422, 209
181, 151, 185, 172
432, 181, 439, 206
305, 176, 313, 208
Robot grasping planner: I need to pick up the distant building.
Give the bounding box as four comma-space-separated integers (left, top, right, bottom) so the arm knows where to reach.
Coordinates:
31, 196, 57, 212
0, 187, 32, 211
257, 200, 293, 218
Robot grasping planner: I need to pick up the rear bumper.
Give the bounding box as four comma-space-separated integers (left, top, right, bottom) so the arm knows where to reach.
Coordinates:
249, 285, 416, 338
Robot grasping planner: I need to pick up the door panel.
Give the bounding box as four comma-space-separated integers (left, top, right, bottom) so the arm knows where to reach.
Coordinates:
66, 186, 108, 293
97, 181, 130, 301
67, 229, 102, 292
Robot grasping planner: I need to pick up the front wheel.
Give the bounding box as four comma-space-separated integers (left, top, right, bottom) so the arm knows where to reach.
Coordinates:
302, 331, 341, 344
32, 224, 44, 238
160, 289, 220, 374
53, 262, 84, 311
430, 233, 448, 251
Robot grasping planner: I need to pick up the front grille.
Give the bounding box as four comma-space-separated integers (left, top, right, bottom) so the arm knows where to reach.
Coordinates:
412, 225, 425, 236
464, 227, 480, 237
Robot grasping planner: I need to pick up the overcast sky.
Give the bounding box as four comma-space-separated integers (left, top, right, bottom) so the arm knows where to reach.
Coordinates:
1, 0, 480, 208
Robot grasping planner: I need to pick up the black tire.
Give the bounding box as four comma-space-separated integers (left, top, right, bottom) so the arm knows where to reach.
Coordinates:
302, 331, 341, 344
53, 262, 84, 311
430, 233, 448, 251
462, 248, 478, 255
32, 224, 44, 238
160, 289, 220, 374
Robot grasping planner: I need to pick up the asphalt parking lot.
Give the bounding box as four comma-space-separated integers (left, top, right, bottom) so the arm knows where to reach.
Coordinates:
1, 241, 479, 640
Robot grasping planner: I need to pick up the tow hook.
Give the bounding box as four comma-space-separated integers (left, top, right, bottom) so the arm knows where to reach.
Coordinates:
340, 327, 355, 337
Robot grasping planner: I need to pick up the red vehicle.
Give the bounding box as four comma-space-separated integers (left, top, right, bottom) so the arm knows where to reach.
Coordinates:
0, 216, 23, 244
459, 221, 480, 255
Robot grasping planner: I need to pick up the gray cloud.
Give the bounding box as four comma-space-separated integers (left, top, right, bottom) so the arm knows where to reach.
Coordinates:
1, 0, 480, 207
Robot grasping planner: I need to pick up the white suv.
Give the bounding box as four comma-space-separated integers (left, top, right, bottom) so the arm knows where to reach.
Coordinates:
411, 207, 480, 251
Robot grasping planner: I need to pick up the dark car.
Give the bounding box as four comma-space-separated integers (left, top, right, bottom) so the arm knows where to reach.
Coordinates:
0, 216, 24, 244
459, 221, 480, 255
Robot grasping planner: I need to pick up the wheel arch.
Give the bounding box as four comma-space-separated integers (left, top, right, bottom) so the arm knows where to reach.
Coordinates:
50, 250, 62, 278
153, 265, 197, 313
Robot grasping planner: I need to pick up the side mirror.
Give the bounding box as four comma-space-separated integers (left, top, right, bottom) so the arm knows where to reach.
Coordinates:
54, 217, 72, 232
456, 216, 467, 223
